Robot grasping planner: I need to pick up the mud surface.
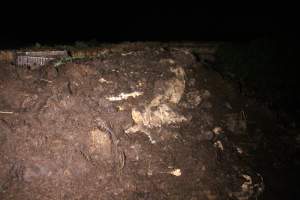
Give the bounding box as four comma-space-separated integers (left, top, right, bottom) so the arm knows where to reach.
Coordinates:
0, 45, 270, 199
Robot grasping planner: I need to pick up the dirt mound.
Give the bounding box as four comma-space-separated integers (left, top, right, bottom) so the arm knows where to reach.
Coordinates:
0, 46, 263, 199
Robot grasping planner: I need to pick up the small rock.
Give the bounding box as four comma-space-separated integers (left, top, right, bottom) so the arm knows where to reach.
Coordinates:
159, 58, 176, 65
236, 147, 243, 154
214, 140, 224, 151
212, 127, 223, 135
169, 168, 181, 176
89, 128, 112, 159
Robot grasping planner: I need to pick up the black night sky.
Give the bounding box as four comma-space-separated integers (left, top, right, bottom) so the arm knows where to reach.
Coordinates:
0, 6, 296, 48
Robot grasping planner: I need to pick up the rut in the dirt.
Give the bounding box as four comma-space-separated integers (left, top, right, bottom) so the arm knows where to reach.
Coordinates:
0, 44, 263, 200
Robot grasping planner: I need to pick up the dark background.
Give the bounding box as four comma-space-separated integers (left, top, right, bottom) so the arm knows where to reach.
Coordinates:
0, 5, 297, 48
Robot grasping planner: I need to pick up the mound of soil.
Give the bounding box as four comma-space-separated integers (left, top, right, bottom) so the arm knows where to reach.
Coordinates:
0, 45, 264, 199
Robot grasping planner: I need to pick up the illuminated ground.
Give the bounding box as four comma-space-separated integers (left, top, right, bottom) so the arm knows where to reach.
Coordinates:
0, 44, 266, 199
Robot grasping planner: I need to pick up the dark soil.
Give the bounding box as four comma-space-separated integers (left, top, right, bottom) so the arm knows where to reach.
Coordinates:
0, 44, 296, 199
